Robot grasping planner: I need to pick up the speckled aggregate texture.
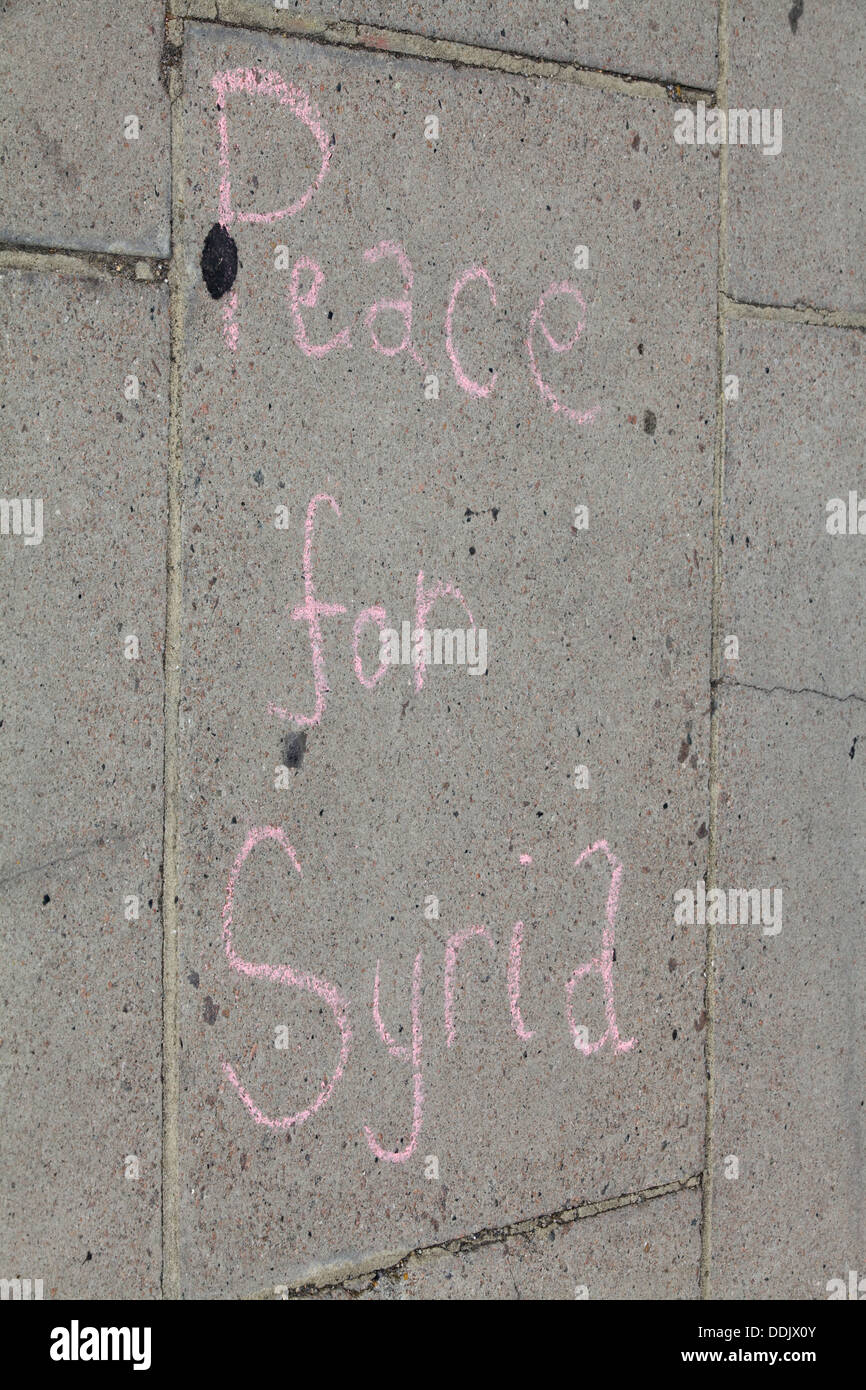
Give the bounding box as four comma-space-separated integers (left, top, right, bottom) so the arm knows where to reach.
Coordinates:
0, 0, 864, 1306
727, 2, 866, 311
721, 322, 866, 698
713, 690, 866, 1298
0, 272, 167, 1297
0, 1, 170, 255
227, 0, 719, 88
177, 22, 715, 1297
302, 1185, 702, 1297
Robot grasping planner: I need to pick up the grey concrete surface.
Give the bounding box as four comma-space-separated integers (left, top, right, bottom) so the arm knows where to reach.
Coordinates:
0, 0, 863, 1305
0, 1, 170, 255
0, 271, 167, 1297
176, 23, 714, 1295
727, 1, 866, 312
304, 1185, 702, 1297
198, 0, 719, 90
721, 321, 866, 699
712, 688, 866, 1298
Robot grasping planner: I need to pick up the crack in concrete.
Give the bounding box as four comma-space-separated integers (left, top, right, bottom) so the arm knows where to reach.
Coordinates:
247, 1174, 703, 1299
717, 677, 866, 708
0, 243, 169, 283
176, 0, 715, 106
721, 293, 866, 332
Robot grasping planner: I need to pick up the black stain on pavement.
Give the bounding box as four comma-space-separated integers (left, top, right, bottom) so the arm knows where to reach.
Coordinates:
201, 222, 238, 299
285, 730, 307, 771
789, 1, 804, 35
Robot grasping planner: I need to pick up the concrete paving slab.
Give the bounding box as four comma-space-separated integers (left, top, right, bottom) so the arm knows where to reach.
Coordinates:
303, 1185, 701, 1297
0, 843, 163, 1300
712, 687, 866, 1299
177, 23, 716, 1295
721, 321, 866, 701
0, 270, 167, 1297
0, 1, 170, 256
726, 2, 866, 312
187, 0, 719, 90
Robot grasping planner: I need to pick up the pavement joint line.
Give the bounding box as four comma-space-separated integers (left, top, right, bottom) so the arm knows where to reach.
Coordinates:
244, 1173, 703, 1298
700, 0, 729, 1307
2, 237, 863, 339
160, 12, 186, 1304
720, 293, 866, 332
0, 244, 169, 283
175, 0, 715, 105
716, 677, 866, 708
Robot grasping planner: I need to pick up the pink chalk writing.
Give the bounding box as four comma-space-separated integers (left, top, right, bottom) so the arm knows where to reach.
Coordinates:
208, 70, 599, 422
444, 925, 494, 1047
364, 950, 424, 1163
413, 572, 476, 693
507, 919, 534, 1041
219, 830, 636, 1151
526, 282, 599, 424
269, 493, 481, 729
220, 826, 352, 1128
363, 241, 424, 367
352, 605, 391, 690
220, 290, 239, 353
444, 265, 498, 398
565, 839, 635, 1055
289, 256, 352, 357
268, 493, 347, 727
212, 68, 332, 228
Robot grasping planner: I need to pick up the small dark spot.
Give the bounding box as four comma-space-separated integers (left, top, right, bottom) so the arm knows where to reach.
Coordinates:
469, 546, 476, 555
788, 0, 804, 35
252, 469, 263, 486
83, 1251, 92, 1263
42, 894, 50, 905
677, 739, 689, 764
694, 1010, 707, 1032
188, 971, 200, 989
203, 996, 219, 1025
637, 342, 644, 355
643, 409, 657, 435
631, 132, 640, 150
672, 1029, 678, 1040
697, 821, 708, 838
285, 730, 307, 770
668, 958, 678, 972
850, 736, 858, 760
633, 198, 641, 211
201, 222, 238, 299
240, 1153, 249, 1171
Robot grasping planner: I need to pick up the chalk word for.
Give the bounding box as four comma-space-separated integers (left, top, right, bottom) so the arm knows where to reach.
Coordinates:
220, 833, 635, 1162
209, 68, 598, 423
269, 492, 483, 728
